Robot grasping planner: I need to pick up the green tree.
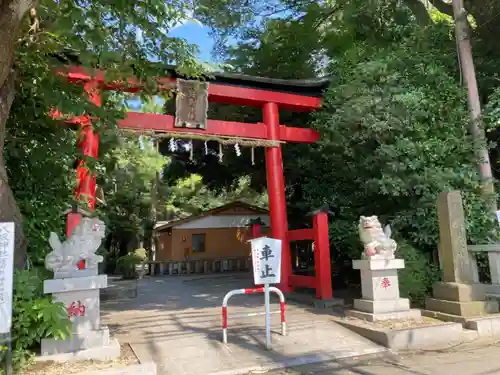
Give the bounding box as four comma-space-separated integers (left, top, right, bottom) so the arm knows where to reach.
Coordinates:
162, 174, 268, 219
303, 22, 498, 253
1, 0, 204, 267
98, 132, 166, 260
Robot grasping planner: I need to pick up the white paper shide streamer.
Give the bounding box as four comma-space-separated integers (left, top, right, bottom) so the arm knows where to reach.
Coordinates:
169, 138, 177, 152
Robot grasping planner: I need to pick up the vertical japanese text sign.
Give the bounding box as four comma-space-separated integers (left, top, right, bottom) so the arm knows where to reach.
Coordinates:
250, 237, 282, 285
0, 223, 14, 334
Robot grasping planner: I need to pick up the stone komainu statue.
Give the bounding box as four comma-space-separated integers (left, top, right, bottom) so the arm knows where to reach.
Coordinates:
45, 217, 106, 274
358, 215, 397, 259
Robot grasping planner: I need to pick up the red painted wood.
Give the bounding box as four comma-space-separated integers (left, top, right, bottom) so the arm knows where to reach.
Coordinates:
289, 275, 316, 289
120, 113, 321, 143
62, 67, 322, 111
74, 80, 100, 212
287, 228, 314, 242
53, 105, 321, 144
78, 126, 99, 158
312, 212, 333, 300
201, 82, 321, 111
264, 102, 292, 293
121, 112, 264, 138
279, 126, 320, 143
66, 212, 82, 238
251, 223, 261, 238
76, 165, 97, 210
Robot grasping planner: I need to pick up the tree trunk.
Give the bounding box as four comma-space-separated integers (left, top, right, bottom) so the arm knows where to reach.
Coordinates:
452, 0, 496, 211
0, 0, 36, 268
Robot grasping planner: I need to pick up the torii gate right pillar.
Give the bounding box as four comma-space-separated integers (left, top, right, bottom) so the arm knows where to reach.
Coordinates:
263, 102, 292, 292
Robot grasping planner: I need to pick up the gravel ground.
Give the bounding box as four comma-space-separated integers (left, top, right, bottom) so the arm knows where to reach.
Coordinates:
23, 344, 139, 375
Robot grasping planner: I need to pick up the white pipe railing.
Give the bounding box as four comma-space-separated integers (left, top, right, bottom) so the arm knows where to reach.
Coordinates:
221, 286, 286, 344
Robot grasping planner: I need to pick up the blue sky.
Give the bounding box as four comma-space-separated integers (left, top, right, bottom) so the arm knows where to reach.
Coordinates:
128, 21, 216, 110
169, 22, 215, 63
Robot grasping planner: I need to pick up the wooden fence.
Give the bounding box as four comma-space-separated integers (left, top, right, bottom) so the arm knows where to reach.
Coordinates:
139, 256, 252, 277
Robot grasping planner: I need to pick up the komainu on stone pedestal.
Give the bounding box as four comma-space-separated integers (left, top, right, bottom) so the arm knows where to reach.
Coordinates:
348, 214, 421, 322
45, 217, 105, 276
41, 216, 120, 362
359, 215, 397, 259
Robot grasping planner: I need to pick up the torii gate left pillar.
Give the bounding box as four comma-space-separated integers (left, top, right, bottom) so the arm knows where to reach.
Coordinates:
66, 81, 101, 237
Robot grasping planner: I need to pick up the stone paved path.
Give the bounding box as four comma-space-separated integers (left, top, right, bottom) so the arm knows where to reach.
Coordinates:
265, 337, 500, 375
101, 274, 385, 375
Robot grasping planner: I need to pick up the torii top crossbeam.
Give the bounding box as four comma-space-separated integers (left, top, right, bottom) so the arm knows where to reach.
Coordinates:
63, 66, 329, 143
60, 64, 330, 294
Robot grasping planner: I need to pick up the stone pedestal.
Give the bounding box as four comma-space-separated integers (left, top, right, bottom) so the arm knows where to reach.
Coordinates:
41, 272, 120, 361
425, 282, 498, 321
40, 217, 120, 362
347, 259, 421, 321
424, 191, 499, 322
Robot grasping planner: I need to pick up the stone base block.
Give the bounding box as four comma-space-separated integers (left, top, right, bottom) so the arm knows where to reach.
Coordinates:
432, 282, 485, 302
54, 268, 100, 280
44, 274, 108, 294
354, 298, 410, 314
421, 309, 468, 324
41, 326, 110, 355
284, 292, 344, 308
36, 338, 120, 363
484, 284, 500, 299
53, 289, 101, 333
465, 315, 500, 337
313, 298, 345, 309
336, 318, 471, 350
426, 297, 499, 317
345, 308, 422, 322
353, 259, 404, 271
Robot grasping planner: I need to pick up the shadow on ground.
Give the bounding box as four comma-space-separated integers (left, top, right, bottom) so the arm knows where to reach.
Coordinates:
101, 274, 386, 375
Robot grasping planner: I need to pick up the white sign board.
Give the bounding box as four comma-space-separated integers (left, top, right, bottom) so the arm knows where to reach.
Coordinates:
0, 222, 14, 334
250, 236, 282, 285
496, 210, 500, 227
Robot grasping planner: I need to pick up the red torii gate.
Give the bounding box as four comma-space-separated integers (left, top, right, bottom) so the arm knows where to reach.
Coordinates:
59, 66, 333, 299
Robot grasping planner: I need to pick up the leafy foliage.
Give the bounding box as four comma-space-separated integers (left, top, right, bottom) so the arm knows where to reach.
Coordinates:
301, 23, 497, 255
0, 269, 71, 373
397, 240, 440, 307
163, 174, 268, 219
117, 248, 147, 279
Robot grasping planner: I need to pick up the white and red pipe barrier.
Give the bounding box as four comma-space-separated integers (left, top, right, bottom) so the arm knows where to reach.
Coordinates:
221, 286, 286, 344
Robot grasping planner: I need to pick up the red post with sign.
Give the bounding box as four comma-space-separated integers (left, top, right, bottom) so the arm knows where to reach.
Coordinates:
312, 212, 333, 300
